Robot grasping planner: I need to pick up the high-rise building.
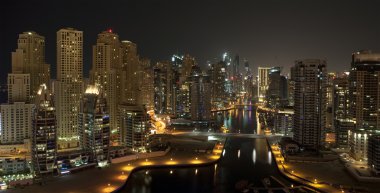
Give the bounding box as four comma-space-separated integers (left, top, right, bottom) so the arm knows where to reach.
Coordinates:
293, 59, 327, 150
349, 50, 380, 131
121, 40, 140, 105
90, 30, 122, 144
257, 67, 271, 102
7, 74, 30, 103
11, 31, 49, 99
368, 134, 380, 175
209, 61, 227, 109
55, 28, 83, 149
32, 84, 57, 177
0, 102, 34, 143
79, 86, 110, 165
154, 61, 175, 115
190, 67, 211, 122
137, 58, 154, 110
288, 67, 296, 106
118, 104, 149, 152
267, 67, 285, 108
333, 73, 350, 121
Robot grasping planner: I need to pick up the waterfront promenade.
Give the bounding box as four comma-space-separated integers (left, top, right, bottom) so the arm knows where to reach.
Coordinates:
6, 136, 224, 193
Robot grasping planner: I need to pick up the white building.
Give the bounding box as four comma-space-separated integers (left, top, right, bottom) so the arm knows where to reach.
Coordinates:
348, 129, 368, 161
7, 74, 30, 103
55, 28, 83, 149
257, 67, 271, 102
0, 102, 34, 144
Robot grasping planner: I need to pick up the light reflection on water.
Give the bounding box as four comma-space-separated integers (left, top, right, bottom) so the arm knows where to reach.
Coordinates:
216, 107, 256, 134
119, 106, 296, 193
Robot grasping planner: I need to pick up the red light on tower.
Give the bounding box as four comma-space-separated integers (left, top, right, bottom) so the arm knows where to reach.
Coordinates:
108, 28, 113, 33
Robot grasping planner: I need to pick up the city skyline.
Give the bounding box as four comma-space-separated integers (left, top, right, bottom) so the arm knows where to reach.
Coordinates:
1, 1, 380, 192
1, 0, 380, 82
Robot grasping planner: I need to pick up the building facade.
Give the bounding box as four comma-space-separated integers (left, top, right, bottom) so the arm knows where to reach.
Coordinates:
79, 86, 110, 165
55, 28, 83, 149
32, 84, 57, 177
293, 59, 327, 150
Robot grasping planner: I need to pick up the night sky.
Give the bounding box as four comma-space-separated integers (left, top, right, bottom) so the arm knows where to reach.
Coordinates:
1, 0, 380, 83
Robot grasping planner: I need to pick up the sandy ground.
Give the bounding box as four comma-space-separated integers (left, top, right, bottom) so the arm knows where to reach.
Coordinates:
287, 160, 380, 193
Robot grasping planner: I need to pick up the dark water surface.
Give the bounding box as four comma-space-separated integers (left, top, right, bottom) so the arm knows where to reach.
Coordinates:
119, 107, 297, 193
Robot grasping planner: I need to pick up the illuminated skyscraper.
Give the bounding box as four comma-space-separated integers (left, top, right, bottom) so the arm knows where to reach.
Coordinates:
209, 61, 227, 109
349, 50, 380, 131
90, 30, 122, 144
154, 61, 175, 115
191, 66, 211, 122
11, 31, 50, 99
257, 67, 271, 102
55, 28, 83, 149
79, 86, 110, 165
293, 59, 327, 150
32, 84, 57, 177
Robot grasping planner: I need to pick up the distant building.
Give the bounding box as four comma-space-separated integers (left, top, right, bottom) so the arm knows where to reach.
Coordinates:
154, 61, 175, 115
333, 73, 350, 124
368, 134, 380, 175
32, 84, 57, 177
267, 67, 287, 108
209, 61, 227, 109
118, 104, 149, 152
190, 68, 211, 122
293, 59, 327, 150
257, 67, 271, 103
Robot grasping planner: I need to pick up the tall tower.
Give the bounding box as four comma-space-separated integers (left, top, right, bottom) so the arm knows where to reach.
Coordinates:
293, 59, 327, 150
349, 50, 380, 131
79, 85, 110, 165
190, 67, 211, 122
55, 28, 83, 149
11, 31, 50, 99
32, 84, 57, 178
257, 67, 271, 102
90, 30, 122, 144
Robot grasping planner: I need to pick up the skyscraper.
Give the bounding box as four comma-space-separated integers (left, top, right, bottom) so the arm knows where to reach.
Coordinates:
154, 61, 174, 115
32, 84, 57, 178
79, 85, 110, 166
349, 50, 380, 131
55, 28, 83, 149
11, 31, 50, 99
257, 67, 271, 103
293, 59, 327, 150
90, 30, 122, 143
190, 66, 211, 122
209, 61, 227, 109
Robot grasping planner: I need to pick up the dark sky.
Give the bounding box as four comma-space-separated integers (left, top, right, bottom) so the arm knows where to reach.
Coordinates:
1, 0, 380, 83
